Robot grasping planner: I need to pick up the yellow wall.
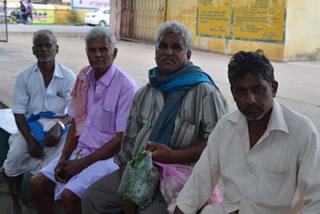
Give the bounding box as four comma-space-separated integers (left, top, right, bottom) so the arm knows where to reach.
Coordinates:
165, 0, 320, 61
166, 0, 197, 36
166, 0, 287, 61
51, 6, 87, 25
167, 0, 227, 53
54, 6, 71, 25
284, 0, 320, 60
228, 40, 285, 61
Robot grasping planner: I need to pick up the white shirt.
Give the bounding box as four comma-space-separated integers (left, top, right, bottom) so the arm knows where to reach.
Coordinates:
176, 100, 320, 214
12, 63, 75, 117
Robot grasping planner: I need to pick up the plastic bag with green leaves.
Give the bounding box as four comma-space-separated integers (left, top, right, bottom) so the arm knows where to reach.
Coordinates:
118, 151, 160, 209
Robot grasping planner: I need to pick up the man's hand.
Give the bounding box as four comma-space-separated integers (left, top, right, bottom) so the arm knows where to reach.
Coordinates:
54, 159, 85, 183
148, 142, 175, 163
27, 137, 44, 159
45, 123, 62, 147
121, 197, 137, 214
54, 158, 68, 183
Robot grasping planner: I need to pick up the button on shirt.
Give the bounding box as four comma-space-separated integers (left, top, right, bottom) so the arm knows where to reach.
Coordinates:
12, 63, 75, 117
176, 100, 320, 214
68, 64, 137, 150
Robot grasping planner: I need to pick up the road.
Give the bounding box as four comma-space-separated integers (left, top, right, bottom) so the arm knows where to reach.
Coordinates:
6, 24, 93, 33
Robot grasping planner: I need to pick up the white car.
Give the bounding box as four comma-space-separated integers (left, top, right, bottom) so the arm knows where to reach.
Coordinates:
85, 8, 111, 26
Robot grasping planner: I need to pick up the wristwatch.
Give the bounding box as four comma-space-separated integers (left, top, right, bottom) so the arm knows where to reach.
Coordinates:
57, 120, 65, 131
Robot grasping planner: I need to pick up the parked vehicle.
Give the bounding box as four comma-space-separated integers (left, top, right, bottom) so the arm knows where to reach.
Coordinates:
10, 9, 32, 24
84, 8, 110, 26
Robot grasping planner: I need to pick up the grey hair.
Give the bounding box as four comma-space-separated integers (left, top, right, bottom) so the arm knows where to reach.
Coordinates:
85, 26, 116, 51
33, 29, 57, 44
155, 21, 192, 49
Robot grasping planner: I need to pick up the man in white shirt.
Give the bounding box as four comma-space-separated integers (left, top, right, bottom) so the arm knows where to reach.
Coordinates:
1, 29, 75, 214
174, 50, 320, 214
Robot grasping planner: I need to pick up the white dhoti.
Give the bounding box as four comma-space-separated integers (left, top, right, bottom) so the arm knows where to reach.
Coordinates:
3, 119, 66, 176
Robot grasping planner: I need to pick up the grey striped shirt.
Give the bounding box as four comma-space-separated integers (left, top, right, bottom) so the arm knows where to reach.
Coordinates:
116, 82, 228, 164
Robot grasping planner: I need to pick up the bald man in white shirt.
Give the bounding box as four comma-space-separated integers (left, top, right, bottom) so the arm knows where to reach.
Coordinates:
1, 29, 75, 214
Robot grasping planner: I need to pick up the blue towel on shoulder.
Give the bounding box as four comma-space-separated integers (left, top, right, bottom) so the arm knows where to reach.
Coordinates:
148, 62, 215, 145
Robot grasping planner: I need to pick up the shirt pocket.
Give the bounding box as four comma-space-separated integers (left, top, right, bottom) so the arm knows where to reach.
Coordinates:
93, 103, 116, 134
262, 140, 291, 175
46, 94, 67, 114
171, 117, 196, 148
257, 143, 293, 206
257, 169, 292, 206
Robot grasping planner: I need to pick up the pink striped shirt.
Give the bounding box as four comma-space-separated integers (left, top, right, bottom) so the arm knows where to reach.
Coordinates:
68, 63, 137, 150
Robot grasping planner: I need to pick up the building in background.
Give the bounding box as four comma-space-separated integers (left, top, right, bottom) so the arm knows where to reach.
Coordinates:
112, 0, 320, 61
72, 0, 109, 9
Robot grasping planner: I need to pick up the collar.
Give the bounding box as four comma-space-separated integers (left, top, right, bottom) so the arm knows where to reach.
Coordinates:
87, 63, 117, 87
228, 99, 289, 134
266, 99, 289, 133
34, 63, 64, 79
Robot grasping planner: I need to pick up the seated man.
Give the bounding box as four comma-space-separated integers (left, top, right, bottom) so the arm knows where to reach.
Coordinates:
174, 50, 320, 214
82, 21, 228, 214
29, 27, 137, 214
24, 0, 32, 21
18, 0, 26, 21
1, 29, 75, 214
25, 0, 32, 16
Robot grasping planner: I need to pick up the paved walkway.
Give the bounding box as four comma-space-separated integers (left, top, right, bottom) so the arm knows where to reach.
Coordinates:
0, 31, 319, 213
1, 32, 320, 130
